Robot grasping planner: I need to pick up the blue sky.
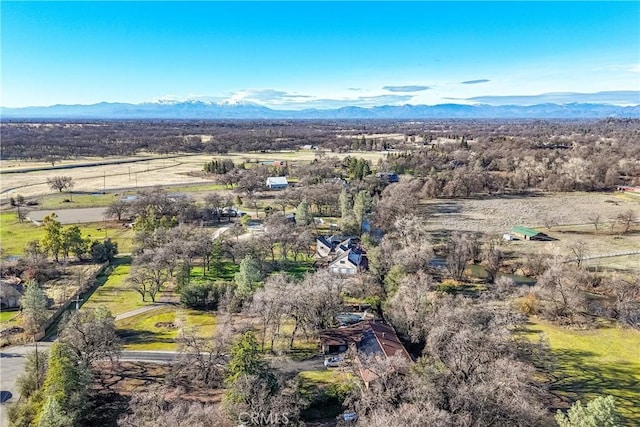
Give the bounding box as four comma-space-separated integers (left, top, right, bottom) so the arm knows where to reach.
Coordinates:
2, 1, 639, 108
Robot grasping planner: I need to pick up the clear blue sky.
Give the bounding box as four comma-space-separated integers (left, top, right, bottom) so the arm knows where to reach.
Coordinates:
2, 1, 639, 108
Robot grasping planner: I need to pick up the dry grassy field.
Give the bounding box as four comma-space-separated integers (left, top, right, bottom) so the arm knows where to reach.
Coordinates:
423, 192, 640, 273
0, 150, 388, 203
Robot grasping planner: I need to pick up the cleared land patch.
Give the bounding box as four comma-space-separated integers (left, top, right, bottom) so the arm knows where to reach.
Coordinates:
116, 306, 217, 351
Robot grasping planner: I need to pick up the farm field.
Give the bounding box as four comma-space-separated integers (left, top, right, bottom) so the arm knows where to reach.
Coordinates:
0, 211, 134, 255
423, 192, 640, 273
0, 150, 389, 202
526, 318, 640, 425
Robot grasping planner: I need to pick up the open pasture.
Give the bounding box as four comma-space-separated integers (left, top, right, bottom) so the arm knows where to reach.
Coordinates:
0, 150, 389, 202
423, 192, 640, 273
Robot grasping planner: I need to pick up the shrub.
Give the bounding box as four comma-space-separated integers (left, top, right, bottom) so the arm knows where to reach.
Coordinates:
180, 282, 222, 310
520, 293, 540, 315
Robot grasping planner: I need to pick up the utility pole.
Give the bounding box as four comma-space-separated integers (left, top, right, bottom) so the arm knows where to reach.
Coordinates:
34, 335, 39, 389
71, 294, 82, 311
103, 172, 106, 194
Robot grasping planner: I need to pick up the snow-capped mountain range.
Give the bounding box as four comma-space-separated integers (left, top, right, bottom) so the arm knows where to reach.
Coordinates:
1, 100, 638, 119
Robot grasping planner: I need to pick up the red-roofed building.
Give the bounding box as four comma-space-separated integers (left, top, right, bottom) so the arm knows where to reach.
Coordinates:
318, 320, 412, 386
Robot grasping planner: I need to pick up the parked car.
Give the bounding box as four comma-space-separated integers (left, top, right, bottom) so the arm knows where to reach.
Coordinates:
342, 411, 358, 422
221, 207, 239, 217
324, 356, 344, 368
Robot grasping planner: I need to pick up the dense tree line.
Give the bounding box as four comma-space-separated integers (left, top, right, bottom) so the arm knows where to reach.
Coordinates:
3, 120, 638, 184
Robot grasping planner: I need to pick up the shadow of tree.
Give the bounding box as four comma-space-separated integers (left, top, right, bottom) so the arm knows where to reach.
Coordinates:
543, 348, 640, 424
116, 329, 175, 346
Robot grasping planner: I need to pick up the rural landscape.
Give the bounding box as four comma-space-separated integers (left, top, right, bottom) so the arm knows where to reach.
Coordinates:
2, 1, 639, 426
1, 118, 639, 426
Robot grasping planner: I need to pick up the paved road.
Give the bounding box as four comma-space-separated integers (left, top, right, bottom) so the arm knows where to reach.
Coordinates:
27, 207, 109, 224
0, 343, 180, 427
0, 342, 53, 426
119, 350, 178, 364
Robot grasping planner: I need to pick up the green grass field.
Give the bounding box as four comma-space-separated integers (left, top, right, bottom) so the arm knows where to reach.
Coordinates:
116, 306, 217, 351
165, 183, 229, 193
190, 262, 239, 283
526, 318, 640, 424
38, 192, 120, 209
0, 310, 20, 323
81, 256, 148, 316
0, 212, 134, 255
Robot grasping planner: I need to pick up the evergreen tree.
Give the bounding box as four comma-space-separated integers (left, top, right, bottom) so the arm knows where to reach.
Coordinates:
37, 342, 92, 427
555, 395, 621, 427
225, 332, 269, 385
41, 214, 62, 262
61, 225, 88, 261
90, 239, 118, 263
21, 282, 49, 335
353, 190, 373, 232
16, 350, 49, 399
234, 255, 263, 299
339, 188, 352, 220
295, 200, 312, 226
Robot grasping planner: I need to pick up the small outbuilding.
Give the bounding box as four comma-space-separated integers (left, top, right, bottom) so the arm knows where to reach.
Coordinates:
511, 226, 550, 241
265, 176, 289, 189
0, 279, 23, 309
376, 172, 399, 183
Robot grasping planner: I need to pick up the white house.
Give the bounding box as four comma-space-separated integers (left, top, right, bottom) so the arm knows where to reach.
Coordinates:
328, 247, 367, 275
266, 176, 289, 189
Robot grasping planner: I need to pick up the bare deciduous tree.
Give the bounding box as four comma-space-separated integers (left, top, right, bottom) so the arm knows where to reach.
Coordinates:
119, 386, 232, 427
58, 306, 121, 367
47, 176, 73, 193
446, 232, 471, 281
588, 213, 602, 234
533, 261, 589, 324
482, 240, 504, 283
385, 270, 435, 343
106, 199, 130, 221
170, 315, 234, 390
605, 275, 640, 327
251, 274, 289, 351
616, 209, 637, 234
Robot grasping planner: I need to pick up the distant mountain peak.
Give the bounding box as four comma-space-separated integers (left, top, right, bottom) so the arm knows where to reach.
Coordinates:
1, 101, 638, 119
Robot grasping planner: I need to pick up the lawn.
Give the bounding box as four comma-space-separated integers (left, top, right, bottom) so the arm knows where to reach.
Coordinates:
190, 262, 239, 283
116, 306, 217, 351
264, 319, 319, 360
81, 256, 147, 316
298, 369, 356, 420
526, 318, 640, 424
0, 310, 20, 323
165, 183, 229, 193
0, 212, 134, 255
38, 192, 120, 209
